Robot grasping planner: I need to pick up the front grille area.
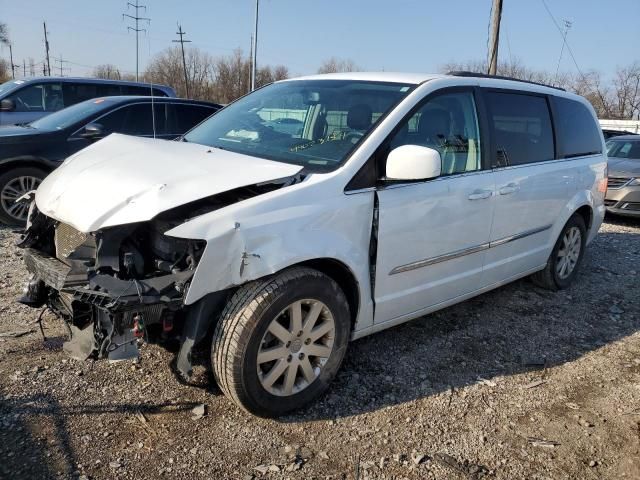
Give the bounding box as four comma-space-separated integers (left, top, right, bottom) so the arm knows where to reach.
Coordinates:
607, 177, 632, 189
604, 199, 617, 207
24, 248, 72, 290
55, 223, 88, 258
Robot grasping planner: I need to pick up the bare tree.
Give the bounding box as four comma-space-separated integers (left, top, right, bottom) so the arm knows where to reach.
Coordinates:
611, 62, 640, 120
144, 46, 216, 100
0, 59, 9, 82
93, 64, 123, 80
317, 57, 360, 74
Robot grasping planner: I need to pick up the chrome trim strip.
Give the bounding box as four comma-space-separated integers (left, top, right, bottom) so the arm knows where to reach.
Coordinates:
389, 243, 490, 275
489, 224, 552, 248
389, 223, 553, 275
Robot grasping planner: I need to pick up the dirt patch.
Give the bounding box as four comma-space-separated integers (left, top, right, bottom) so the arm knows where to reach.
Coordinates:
1, 216, 639, 479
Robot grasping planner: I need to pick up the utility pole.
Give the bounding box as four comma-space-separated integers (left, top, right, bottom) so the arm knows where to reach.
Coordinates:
250, 0, 259, 91
8, 44, 18, 79
23, 59, 26, 77
172, 24, 191, 98
43, 22, 51, 76
554, 19, 572, 85
54, 55, 70, 77
123, 0, 150, 82
487, 0, 503, 75
248, 34, 253, 94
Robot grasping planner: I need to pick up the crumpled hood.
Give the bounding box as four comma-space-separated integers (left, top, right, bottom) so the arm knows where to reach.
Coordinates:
608, 157, 640, 177
36, 134, 302, 232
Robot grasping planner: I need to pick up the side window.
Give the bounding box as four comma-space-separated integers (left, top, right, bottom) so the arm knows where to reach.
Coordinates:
123, 85, 152, 96
486, 92, 554, 166
172, 104, 215, 134
96, 84, 123, 97
62, 83, 99, 107
552, 97, 602, 158
387, 91, 482, 175
96, 103, 155, 136
152, 87, 169, 97
8, 82, 63, 112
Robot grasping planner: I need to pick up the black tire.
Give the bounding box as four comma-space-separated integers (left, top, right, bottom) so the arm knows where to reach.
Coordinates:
0, 167, 47, 226
211, 267, 350, 417
531, 214, 587, 290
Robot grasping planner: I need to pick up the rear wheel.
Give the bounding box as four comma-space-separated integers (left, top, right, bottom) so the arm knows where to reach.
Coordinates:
531, 214, 587, 290
0, 167, 46, 225
211, 267, 350, 417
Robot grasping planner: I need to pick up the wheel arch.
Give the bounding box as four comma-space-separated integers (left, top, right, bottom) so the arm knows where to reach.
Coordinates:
0, 157, 55, 176
574, 204, 593, 232
296, 258, 360, 330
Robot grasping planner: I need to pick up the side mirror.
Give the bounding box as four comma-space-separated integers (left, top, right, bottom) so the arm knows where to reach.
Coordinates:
80, 123, 104, 140
386, 145, 442, 181
0, 99, 15, 112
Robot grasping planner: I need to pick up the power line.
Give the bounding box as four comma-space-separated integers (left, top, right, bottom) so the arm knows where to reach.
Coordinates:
554, 19, 572, 85
172, 23, 191, 98
54, 55, 71, 77
540, 0, 585, 80
123, 0, 150, 81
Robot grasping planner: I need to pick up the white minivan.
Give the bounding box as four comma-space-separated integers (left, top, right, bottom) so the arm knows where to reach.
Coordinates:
18, 72, 607, 416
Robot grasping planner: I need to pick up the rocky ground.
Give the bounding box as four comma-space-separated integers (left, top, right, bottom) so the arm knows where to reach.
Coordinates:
1, 216, 639, 480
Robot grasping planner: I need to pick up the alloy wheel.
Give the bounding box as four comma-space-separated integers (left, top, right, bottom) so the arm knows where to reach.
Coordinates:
0, 175, 41, 222
556, 226, 581, 280
257, 299, 335, 396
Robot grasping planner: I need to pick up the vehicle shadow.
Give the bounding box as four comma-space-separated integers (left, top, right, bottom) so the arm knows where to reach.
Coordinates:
283, 229, 640, 422
0, 394, 200, 479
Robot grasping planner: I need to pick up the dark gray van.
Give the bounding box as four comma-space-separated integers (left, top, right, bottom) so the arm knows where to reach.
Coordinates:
0, 77, 176, 126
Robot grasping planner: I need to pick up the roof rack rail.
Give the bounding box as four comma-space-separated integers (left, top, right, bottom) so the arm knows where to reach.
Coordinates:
446, 71, 566, 91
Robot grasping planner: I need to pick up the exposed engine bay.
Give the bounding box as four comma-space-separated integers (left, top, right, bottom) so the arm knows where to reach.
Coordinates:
16, 180, 293, 375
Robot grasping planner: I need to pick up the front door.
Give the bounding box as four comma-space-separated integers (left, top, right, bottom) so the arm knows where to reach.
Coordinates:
373, 89, 495, 324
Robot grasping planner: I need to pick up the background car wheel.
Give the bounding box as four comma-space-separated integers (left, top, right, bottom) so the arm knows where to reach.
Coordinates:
531, 214, 587, 290
211, 267, 350, 417
0, 167, 46, 226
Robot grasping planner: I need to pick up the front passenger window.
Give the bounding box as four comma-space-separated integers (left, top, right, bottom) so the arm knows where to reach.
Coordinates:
388, 91, 482, 175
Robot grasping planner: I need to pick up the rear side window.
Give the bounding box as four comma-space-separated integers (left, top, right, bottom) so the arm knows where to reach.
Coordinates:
123, 85, 153, 96
486, 92, 554, 166
97, 103, 156, 136
552, 97, 602, 158
62, 83, 99, 106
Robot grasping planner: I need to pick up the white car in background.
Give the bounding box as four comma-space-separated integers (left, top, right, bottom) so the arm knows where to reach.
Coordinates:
18, 72, 606, 417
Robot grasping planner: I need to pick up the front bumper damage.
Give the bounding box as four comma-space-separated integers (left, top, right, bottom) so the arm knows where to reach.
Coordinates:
17, 202, 222, 377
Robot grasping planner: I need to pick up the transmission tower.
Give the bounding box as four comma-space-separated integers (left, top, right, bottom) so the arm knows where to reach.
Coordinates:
123, 0, 150, 81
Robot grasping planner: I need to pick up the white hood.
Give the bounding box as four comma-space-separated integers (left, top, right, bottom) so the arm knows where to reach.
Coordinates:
36, 134, 302, 232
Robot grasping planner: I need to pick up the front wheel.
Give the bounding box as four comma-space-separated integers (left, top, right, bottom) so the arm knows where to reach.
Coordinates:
0, 167, 46, 225
531, 214, 587, 290
211, 267, 350, 417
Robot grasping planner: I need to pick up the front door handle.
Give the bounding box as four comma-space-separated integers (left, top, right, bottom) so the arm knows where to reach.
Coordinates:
499, 183, 519, 195
468, 189, 493, 200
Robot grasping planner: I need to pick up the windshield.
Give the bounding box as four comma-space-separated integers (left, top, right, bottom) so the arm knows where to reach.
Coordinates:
29, 98, 115, 131
0, 79, 27, 96
606, 139, 640, 160
183, 80, 413, 171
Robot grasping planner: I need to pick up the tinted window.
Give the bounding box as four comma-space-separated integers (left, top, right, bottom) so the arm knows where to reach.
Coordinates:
553, 97, 602, 158
388, 91, 482, 175
152, 87, 169, 97
123, 85, 153, 96
172, 104, 216, 133
96, 84, 123, 97
97, 103, 155, 136
486, 92, 554, 166
62, 83, 99, 106
8, 82, 64, 112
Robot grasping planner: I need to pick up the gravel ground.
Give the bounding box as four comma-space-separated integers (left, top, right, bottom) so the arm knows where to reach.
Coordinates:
1, 216, 639, 480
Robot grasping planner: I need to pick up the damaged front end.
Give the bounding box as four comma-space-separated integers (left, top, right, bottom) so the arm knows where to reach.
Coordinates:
17, 199, 208, 368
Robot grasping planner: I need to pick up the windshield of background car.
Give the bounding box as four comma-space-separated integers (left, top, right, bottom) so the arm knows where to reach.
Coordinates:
29, 98, 115, 131
0, 79, 26, 96
606, 139, 640, 159
183, 80, 414, 171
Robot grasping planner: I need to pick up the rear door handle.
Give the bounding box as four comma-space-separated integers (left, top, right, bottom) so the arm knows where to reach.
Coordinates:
468, 189, 493, 200
499, 183, 519, 195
